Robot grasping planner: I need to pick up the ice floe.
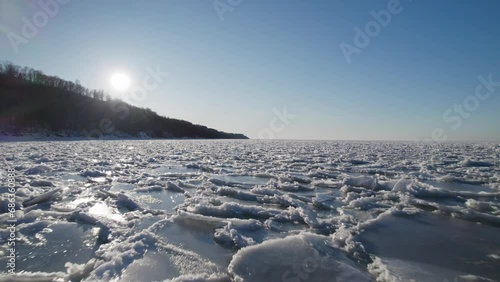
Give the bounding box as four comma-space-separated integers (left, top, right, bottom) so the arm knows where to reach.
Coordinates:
0, 140, 499, 281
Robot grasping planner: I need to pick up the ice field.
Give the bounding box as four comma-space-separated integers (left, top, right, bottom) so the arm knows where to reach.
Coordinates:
1, 140, 499, 281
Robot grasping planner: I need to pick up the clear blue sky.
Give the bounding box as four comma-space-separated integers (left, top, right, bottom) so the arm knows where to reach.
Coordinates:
1, 0, 499, 140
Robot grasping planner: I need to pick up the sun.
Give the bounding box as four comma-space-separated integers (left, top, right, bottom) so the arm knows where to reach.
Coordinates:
110, 73, 131, 91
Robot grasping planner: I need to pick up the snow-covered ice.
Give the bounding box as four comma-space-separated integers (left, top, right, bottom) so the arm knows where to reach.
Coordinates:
0, 140, 499, 281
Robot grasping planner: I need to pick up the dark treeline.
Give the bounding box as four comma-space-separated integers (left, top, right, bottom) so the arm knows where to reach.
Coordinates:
0, 62, 108, 101
0, 62, 248, 139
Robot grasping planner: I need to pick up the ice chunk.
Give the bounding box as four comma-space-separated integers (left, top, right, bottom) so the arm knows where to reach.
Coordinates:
214, 219, 263, 249
465, 199, 494, 212
342, 175, 378, 190
22, 188, 61, 207
356, 212, 500, 281
186, 201, 281, 220
166, 181, 186, 193
312, 193, 337, 210
391, 178, 413, 192
80, 170, 107, 177
228, 233, 371, 282
12, 222, 98, 274
25, 165, 52, 175
216, 187, 259, 201
116, 193, 142, 211
462, 159, 494, 167
29, 180, 54, 187
89, 202, 127, 223
0, 271, 66, 282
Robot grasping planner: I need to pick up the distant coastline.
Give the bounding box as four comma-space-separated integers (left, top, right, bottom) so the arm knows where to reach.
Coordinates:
0, 62, 248, 140
0, 134, 250, 142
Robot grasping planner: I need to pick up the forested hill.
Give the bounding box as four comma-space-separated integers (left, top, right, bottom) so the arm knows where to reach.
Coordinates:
0, 62, 248, 139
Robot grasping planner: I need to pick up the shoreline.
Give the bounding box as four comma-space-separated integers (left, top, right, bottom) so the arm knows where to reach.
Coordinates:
0, 135, 250, 142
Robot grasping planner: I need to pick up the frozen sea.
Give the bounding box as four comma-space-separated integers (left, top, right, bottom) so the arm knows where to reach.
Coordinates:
0, 140, 499, 282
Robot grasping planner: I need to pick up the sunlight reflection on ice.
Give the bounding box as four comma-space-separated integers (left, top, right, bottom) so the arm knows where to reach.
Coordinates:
89, 202, 126, 222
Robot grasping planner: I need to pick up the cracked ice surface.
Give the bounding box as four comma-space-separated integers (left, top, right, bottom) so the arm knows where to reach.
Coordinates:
0, 140, 499, 281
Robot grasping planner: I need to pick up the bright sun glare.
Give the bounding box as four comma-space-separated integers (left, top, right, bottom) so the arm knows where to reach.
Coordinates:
110, 73, 131, 91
